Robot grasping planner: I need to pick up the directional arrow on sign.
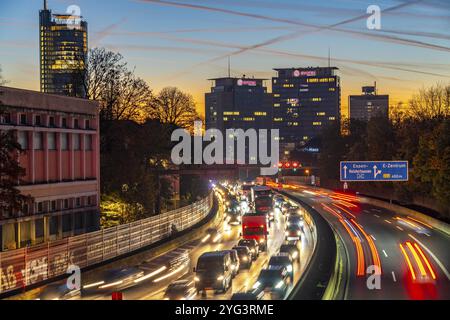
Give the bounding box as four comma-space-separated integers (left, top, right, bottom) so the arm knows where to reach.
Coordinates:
373, 165, 381, 178
343, 165, 347, 179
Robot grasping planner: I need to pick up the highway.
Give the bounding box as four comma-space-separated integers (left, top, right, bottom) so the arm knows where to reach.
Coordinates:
12, 192, 315, 300
282, 184, 450, 300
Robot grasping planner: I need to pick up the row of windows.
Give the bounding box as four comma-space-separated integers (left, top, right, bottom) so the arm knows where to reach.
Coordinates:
17, 132, 93, 151
0, 113, 92, 129
22, 196, 96, 215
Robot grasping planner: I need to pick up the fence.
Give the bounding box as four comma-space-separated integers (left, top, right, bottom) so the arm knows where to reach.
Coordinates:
0, 192, 213, 295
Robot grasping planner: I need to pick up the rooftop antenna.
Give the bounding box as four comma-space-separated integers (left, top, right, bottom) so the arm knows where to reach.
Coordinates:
328, 47, 331, 68
227, 56, 231, 78
44, 0, 47, 10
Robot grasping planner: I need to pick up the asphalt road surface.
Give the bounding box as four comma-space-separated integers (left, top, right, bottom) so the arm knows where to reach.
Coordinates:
282, 184, 449, 300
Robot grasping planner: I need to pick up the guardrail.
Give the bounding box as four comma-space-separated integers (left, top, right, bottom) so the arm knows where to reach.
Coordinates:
0, 193, 213, 295
276, 190, 338, 300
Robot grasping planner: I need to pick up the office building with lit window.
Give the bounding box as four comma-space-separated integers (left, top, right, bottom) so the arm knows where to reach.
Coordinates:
205, 77, 273, 165
0, 86, 100, 251
39, 0, 88, 98
349, 85, 389, 121
272, 67, 341, 143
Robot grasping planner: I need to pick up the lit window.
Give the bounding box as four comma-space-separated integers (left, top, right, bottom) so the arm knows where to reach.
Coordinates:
316, 112, 326, 116
313, 122, 322, 126
274, 103, 280, 107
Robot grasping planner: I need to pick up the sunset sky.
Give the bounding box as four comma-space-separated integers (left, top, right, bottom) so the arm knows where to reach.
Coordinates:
1, 0, 449, 117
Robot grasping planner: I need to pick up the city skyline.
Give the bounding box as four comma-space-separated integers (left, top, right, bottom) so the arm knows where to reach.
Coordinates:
1, 0, 449, 117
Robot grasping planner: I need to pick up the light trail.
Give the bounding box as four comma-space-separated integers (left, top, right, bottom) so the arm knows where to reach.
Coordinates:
352, 219, 382, 274
413, 243, 436, 280
400, 243, 416, 280
134, 266, 167, 283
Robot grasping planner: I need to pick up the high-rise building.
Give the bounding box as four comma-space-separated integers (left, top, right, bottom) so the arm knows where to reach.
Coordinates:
39, 0, 88, 98
205, 77, 272, 133
272, 67, 341, 143
349, 85, 389, 121
0, 86, 100, 251
205, 76, 272, 164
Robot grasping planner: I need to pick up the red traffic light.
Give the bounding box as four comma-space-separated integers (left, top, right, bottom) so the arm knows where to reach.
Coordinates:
284, 162, 291, 168
292, 162, 299, 168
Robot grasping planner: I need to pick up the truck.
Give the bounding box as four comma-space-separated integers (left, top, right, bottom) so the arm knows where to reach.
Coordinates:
251, 186, 273, 219
241, 212, 268, 251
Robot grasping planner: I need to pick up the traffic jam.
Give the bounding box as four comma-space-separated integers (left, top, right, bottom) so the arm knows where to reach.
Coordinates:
35, 181, 314, 300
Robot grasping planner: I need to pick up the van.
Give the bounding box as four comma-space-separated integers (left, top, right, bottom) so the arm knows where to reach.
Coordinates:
193, 251, 233, 294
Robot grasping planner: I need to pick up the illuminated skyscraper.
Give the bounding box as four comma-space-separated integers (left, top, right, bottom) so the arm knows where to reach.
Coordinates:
272, 67, 341, 143
39, 0, 88, 98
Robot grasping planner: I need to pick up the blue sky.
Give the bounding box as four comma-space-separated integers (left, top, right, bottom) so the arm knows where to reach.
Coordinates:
1, 0, 449, 115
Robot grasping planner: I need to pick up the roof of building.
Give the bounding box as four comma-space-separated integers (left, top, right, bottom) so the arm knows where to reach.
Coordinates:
0, 86, 98, 115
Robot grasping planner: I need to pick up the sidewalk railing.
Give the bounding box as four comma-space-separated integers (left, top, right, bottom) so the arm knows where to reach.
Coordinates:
0, 193, 213, 295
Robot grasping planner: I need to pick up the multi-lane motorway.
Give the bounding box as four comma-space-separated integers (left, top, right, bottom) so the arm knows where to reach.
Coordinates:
11, 193, 314, 300
282, 184, 450, 300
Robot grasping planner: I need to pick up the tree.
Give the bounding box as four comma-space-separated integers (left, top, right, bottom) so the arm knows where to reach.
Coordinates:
407, 83, 450, 119
147, 87, 201, 129
0, 86, 30, 216
81, 48, 153, 122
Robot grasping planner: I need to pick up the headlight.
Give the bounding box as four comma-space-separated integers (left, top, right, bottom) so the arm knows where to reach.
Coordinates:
275, 280, 284, 289
286, 222, 290, 227
287, 265, 293, 273
251, 249, 255, 253
252, 281, 261, 289
259, 238, 265, 244
292, 251, 298, 259
297, 230, 301, 236
217, 275, 224, 281
242, 257, 248, 261
285, 231, 289, 236
194, 276, 200, 282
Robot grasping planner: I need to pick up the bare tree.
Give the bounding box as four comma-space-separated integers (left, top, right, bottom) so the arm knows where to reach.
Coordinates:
80, 48, 153, 122
408, 83, 450, 119
147, 87, 201, 129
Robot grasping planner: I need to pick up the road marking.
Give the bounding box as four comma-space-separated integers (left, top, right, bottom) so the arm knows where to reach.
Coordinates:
408, 234, 450, 281
384, 219, 392, 224
396, 226, 404, 231
363, 210, 370, 213
372, 209, 381, 213
374, 214, 380, 218
391, 271, 397, 282
370, 234, 377, 241
382, 250, 388, 257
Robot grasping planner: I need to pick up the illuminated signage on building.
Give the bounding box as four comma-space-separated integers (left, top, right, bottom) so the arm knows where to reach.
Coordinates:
293, 70, 316, 77
237, 79, 257, 86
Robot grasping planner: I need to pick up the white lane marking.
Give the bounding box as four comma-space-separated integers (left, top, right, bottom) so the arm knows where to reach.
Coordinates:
396, 226, 404, 231
408, 234, 450, 281
374, 214, 380, 218
382, 250, 388, 257
370, 234, 377, 241
384, 219, 392, 224
363, 210, 370, 213
372, 209, 381, 213
391, 271, 397, 282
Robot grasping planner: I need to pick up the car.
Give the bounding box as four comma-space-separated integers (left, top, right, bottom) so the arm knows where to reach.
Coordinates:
225, 209, 242, 225
237, 238, 260, 260
39, 282, 80, 300
285, 214, 304, 229
251, 266, 290, 300
231, 291, 264, 300
284, 224, 302, 241
221, 249, 240, 277
232, 246, 252, 269
201, 227, 222, 243
279, 243, 300, 263
281, 202, 293, 214
164, 280, 197, 300
273, 195, 285, 208
194, 251, 233, 294
268, 254, 294, 281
